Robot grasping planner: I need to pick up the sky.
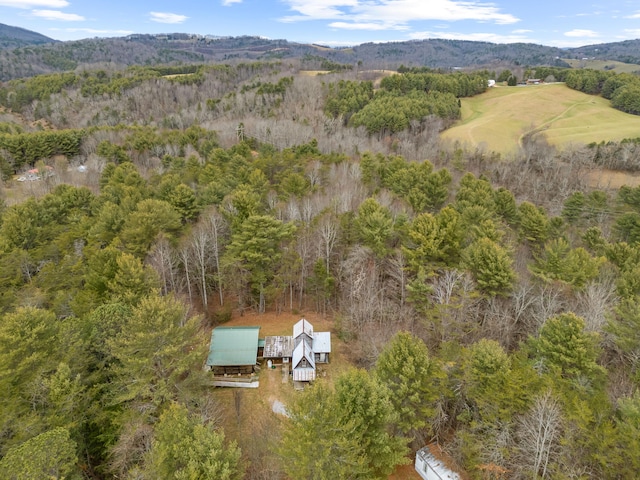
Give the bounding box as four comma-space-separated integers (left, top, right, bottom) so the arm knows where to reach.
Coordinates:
2, 0, 640, 48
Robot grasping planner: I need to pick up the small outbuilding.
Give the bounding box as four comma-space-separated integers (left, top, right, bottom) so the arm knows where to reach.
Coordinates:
206, 326, 261, 375
313, 332, 331, 363
263, 335, 294, 364
415, 446, 460, 480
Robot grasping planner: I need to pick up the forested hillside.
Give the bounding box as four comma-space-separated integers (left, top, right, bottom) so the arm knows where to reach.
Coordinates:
0, 23, 55, 49
3, 27, 640, 82
2, 59, 640, 479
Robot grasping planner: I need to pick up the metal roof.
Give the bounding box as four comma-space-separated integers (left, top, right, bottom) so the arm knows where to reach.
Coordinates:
292, 337, 315, 374
206, 326, 260, 367
293, 318, 313, 339
312, 332, 331, 354
263, 335, 294, 358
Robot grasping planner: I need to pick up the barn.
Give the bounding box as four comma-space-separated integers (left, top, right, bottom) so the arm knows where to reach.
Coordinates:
206, 326, 261, 375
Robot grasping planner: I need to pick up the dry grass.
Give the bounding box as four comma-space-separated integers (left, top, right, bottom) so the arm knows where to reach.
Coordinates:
440, 83, 640, 154
587, 169, 640, 189
298, 70, 331, 76
562, 58, 640, 73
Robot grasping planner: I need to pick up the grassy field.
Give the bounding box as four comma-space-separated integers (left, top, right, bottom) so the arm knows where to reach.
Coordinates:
562, 58, 640, 73
440, 83, 640, 154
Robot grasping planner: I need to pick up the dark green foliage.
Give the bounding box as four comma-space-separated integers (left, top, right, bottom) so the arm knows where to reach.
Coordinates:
531, 238, 605, 288
529, 312, 604, 382
375, 332, 444, 435
565, 69, 640, 116
611, 84, 640, 115
565, 69, 613, 95
281, 370, 407, 480
354, 198, 395, 257
0, 428, 79, 480
350, 90, 460, 135
145, 403, 242, 479
324, 80, 374, 121
0, 129, 84, 171
380, 71, 488, 97
462, 237, 515, 296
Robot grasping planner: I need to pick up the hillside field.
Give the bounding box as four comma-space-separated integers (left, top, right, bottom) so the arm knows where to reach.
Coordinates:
562, 58, 640, 73
440, 83, 640, 154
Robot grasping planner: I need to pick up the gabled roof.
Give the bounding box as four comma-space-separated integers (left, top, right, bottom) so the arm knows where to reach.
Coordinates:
292, 337, 315, 370
293, 318, 313, 339
263, 335, 294, 358
206, 326, 260, 367
313, 332, 331, 354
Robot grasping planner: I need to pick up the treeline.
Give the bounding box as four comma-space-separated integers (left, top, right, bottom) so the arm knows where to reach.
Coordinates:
323, 70, 488, 136
380, 71, 488, 97
565, 68, 640, 115
0, 62, 284, 113
0, 129, 84, 175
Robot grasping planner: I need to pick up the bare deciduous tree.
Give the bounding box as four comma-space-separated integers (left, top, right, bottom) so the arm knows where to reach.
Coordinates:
148, 234, 178, 295
514, 391, 562, 479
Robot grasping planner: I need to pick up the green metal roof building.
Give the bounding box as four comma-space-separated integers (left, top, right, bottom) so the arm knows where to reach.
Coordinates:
206, 326, 261, 375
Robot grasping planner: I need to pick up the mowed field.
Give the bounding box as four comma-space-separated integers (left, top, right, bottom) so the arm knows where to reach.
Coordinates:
562, 58, 640, 73
440, 83, 640, 154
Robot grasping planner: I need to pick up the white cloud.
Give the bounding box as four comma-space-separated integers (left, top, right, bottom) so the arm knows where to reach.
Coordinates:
0, 0, 68, 7
31, 9, 84, 21
149, 11, 188, 24
408, 30, 535, 44
50, 27, 134, 35
512, 29, 532, 34
329, 21, 409, 31
623, 29, 640, 36
280, 0, 519, 28
564, 29, 599, 38
221, 0, 242, 5
626, 11, 640, 19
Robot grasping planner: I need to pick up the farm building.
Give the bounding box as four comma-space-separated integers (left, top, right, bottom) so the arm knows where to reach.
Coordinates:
263, 335, 294, 364
206, 326, 261, 375
415, 446, 460, 480
262, 319, 331, 383
312, 331, 331, 363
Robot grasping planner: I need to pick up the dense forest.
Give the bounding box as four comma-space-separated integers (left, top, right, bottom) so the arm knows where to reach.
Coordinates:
2, 53, 640, 480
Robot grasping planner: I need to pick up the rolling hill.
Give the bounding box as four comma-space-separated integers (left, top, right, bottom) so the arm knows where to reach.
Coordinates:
0, 22, 56, 49
0, 23, 636, 82
440, 83, 640, 153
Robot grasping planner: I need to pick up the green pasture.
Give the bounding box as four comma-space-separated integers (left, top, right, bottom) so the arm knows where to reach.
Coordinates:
440, 83, 640, 154
562, 58, 640, 73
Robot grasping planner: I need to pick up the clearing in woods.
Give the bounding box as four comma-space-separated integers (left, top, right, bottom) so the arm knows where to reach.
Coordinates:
440, 83, 640, 154
210, 310, 421, 479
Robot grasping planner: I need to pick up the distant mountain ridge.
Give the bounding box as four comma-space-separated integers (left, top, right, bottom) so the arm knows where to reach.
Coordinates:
0, 22, 638, 81
0, 23, 56, 49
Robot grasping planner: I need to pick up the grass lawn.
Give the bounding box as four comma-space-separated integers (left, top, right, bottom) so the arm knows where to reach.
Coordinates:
440, 83, 640, 154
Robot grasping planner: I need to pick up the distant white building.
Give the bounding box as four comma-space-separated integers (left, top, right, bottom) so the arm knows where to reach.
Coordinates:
488, 79, 496, 87
415, 447, 460, 480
